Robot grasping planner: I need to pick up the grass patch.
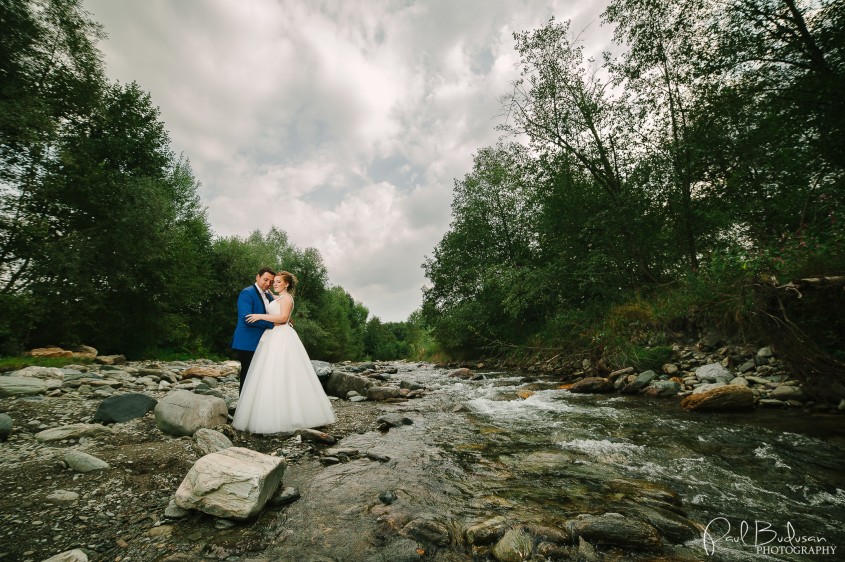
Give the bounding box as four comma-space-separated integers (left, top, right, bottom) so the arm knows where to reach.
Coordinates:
0, 355, 94, 373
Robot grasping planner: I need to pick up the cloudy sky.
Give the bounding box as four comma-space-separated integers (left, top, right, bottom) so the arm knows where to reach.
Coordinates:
83, 0, 612, 321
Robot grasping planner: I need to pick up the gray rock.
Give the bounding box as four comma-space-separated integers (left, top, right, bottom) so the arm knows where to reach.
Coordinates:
64, 450, 110, 473
367, 386, 403, 400
269, 486, 301, 506
154, 390, 228, 436
693, 382, 726, 394
377, 413, 413, 428
399, 380, 424, 391
729, 376, 749, 386
621, 370, 658, 394
36, 423, 112, 442
567, 512, 661, 549
311, 360, 333, 378
193, 428, 233, 456
757, 346, 773, 358
0, 413, 12, 441
695, 363, 732, 384
349, 395, 368, 402
164, 498, 190, 518
92, 393, 158, 424
346, 390, 360, 398
491, 528, 534, 562
662, 363, 679, 375
42, 549, 89, 562
378, 490, 398, 505
623, 502, 700, 543
642, 380, 681, 397
11, 366, 65, 380
770, 385, 807, 401
0, 376, 48, 396
45, 490, 80, 504
738, 360, 756, 373
325, 371, 373, 398
174, 447, 286, 519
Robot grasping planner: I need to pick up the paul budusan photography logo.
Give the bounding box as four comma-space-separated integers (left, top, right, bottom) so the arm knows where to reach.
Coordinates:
703, 518, 836, 557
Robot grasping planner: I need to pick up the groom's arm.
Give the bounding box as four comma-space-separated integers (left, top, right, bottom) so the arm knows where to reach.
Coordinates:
237, 290, 274, 330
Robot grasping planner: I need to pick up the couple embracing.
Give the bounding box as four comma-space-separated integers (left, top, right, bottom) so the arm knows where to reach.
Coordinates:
230, 267, 335, 434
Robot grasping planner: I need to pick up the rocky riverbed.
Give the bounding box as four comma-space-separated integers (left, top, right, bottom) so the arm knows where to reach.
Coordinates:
1, 345, 843, 562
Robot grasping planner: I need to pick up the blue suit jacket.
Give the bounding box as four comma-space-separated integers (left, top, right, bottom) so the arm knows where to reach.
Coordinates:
231, 286, 275, 351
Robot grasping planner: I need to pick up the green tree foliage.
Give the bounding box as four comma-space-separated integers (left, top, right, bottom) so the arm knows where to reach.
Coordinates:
424, 0, 845, 360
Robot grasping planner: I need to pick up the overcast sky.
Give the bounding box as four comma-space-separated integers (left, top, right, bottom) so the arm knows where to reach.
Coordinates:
83, 0, 612, 321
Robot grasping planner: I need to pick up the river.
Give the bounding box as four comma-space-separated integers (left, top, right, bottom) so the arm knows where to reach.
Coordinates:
263, 363, 845, 561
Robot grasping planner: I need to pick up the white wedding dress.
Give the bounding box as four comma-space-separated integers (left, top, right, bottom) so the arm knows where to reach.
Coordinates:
232, 297, 336, 434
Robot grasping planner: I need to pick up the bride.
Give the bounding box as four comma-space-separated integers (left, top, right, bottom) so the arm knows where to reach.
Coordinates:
232, 271, 336, 434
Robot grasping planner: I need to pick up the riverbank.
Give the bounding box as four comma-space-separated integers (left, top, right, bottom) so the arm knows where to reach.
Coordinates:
1, 357, 843, 562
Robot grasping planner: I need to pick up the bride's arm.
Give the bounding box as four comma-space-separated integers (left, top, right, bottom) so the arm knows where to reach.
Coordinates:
245, 295, 293, 324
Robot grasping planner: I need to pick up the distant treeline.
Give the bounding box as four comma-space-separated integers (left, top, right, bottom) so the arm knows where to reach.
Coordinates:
0, 0, 426, 361
423, 0, 845, 364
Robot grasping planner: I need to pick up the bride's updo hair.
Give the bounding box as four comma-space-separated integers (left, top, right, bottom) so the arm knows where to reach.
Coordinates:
276, 271, 298, 295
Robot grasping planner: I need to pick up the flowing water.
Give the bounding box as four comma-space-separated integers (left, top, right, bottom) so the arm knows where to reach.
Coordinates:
265, 363, 845, 561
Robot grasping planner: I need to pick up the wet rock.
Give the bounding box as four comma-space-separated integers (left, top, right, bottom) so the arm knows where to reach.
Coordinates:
622, 502, 699, 543
577, 536, 600, 561
36, 423, 112, 442
325, 371, 374, 398
680, 385, 756, 412
400, 514, 451, 545
154, 390, 228, 436
269, 486, 300, 506
621, 370, 658, 394
192, 428, 233, 456
643, 380, 681, 397
0, 412, 11, 441
448, 368, 473, 379
174, 447, 286, 519
295, 428, 335, 444
695, 363, 732, 384
569, 377, 613, 393
362, 537, 420, 562
92, 393, 158, 424
465, 515, 508, 546
377, 413, 413, 428
491, 528, 533, 562
42, 549, 89, 562
379, 490, 398, 505
64, 450, 110, 473
367, 386, 404, 401
567, 512, 661, 549
0, 376, 48, 396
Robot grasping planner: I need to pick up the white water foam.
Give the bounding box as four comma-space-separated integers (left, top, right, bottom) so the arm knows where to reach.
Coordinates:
556, 438, 645, 464
753, 442, 792, 469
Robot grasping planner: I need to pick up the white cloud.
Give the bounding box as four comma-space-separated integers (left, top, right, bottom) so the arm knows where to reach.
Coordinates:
84, 0, 612, 320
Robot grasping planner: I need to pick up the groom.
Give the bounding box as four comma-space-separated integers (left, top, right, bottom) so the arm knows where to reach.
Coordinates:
231, 267, 277, 394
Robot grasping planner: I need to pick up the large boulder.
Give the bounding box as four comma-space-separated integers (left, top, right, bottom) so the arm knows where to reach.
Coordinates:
325, 371, 374, 398
11, 366, 65, 380
93, 393, 158, 423
25, 346, 73, 358
680, 385, 756, 412
0, 376, 48, 396
173, 447, 286, 519
154, 390, 228, 436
